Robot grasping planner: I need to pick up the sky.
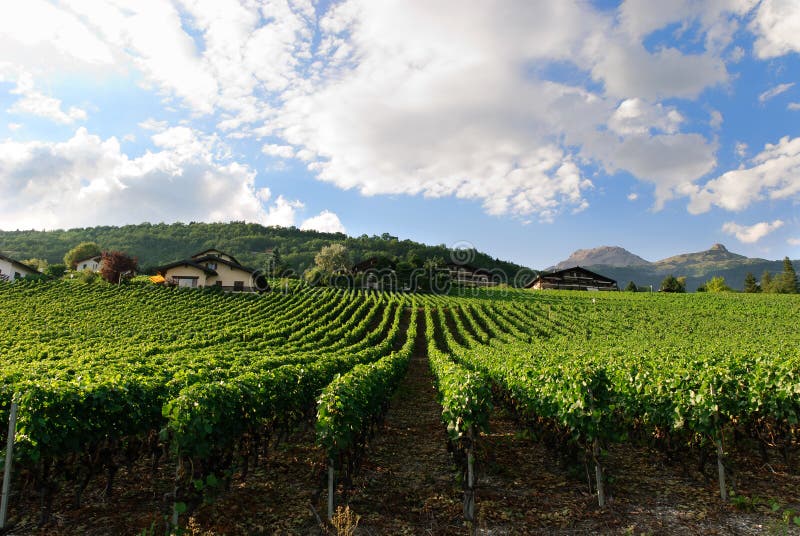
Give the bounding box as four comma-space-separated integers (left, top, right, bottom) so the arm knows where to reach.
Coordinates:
0, 0, 799, 269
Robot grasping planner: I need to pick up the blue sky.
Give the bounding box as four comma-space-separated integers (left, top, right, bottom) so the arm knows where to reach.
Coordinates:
1, 0, 799, 268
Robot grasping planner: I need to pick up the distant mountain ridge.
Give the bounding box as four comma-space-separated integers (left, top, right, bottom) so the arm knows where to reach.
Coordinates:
551, 243, 796, 291
553, 246, 651, 270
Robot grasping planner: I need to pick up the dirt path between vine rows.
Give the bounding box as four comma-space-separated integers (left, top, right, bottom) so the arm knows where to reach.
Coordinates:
345, 313, 465, 534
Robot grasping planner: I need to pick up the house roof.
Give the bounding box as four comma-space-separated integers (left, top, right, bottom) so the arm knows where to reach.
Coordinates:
0, 253, 38, 274
352, 256, 397, 272
157, 260, 218, 276
192, 254, 257, 274
75, 255, 101, 264
191, 249, 241, 265
526, 266, 617, 287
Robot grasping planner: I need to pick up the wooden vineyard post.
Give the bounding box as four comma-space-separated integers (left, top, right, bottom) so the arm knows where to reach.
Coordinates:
1, 401, 19, 529
716, 438, 727, 502
710, 384, 727, 502
464, 428, 476, 523
171, 459, 182, 528
327, 459, 334, 520
593, 438, 605, 508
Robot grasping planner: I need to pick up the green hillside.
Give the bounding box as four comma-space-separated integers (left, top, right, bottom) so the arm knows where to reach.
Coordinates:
0, 221, 530, 280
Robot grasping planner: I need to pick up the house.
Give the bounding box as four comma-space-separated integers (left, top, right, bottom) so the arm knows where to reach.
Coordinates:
156, 249, 269, 292
352, 256, 397, 290
446, 263, 498, 287
75, 256, 102, 272
526, 266, 618, 291
0, 253, 38, 282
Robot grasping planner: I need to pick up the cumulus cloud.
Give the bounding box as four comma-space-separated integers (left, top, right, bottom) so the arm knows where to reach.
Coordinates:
689, 136, 800, 213
788, 102, 800, 111
300, 210, 346, 233
263, 195, 304, 227
759, 82, 794, 103
627, 192, 638, 201
722, 220, 784, 243
0, 0, 791, 224
788, 237, 800, 246
751, 0, 800, 58
0, 127, 278, 229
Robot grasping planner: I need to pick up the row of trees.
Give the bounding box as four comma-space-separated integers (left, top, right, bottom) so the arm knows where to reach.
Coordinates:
21, 242, 138, 285
624, 257, 799, 294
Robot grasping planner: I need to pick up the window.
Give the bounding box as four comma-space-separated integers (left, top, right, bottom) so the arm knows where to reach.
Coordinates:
234, 281, 244, 291
207, 262, 217, 270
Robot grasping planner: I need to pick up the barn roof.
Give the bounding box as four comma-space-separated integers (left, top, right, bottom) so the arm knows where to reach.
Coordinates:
526, 265, 617, 287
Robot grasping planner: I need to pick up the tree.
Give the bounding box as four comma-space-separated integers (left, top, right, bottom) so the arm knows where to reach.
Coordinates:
64, 242, 102, 270
776, 257, 799, 294
659, 274, 685, 293
624, 281, 638, 292
45, 264, 67, 279
705, 276, 731, 293
761, 270, 773, 293
314, 244, 351, 274
100, 251, 138, 284
22, 258, 48, 272
743, 272, 759, 293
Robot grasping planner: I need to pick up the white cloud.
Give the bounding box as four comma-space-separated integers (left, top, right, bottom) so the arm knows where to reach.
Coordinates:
709, 109, 723, 129
0, 0, 780, 222
262, 144, 295, 159
759, 82, 794, 102
2, 69, 87, 124
627, 192, 638, 201
788, 237, 800, 246
263, 195, 304, 227
751, 0, 800, 58
788, 102, 800, 111
0, 127, 276, 229
138, 118, 169, 131
690, 136, 800, 213
300, 210, 346, 233
735, 142, 748, 157
607, 98, 684, 135
7, 123, 22, 131
722, 220, 784, 243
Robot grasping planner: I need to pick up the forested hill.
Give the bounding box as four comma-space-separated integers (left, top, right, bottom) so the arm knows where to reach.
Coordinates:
0, 222, 530, 278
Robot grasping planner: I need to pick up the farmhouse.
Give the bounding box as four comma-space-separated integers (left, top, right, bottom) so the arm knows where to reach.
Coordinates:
0, 253, 38, 282
446, 263, 498, 287
76, 256, 102, 272
157, 249, 269, 292
352, 256, 397, 290
526, 266, 618, 291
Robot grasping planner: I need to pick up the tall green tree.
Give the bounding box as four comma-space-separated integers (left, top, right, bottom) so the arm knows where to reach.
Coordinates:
624, 280, 638, 292
761, 270, 774, 293
777, 257, 799, 294
64, 242, 102, 270
743, 272, 759, 293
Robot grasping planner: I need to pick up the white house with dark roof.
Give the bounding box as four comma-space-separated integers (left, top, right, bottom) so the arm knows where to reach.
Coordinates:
75, 256, 103, 272
156, 249, 269, 292
0, 254, 38, 282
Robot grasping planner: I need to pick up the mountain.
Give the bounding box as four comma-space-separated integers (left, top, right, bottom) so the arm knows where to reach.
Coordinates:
553, 243, 795, 291
0, 222, 529, 279
553, 246, 651, 270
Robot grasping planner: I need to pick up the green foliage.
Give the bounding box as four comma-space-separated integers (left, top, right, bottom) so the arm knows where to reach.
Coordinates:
776, 257, 799, 294
45, 263, 67, 278
624, 281, 638, 292
63, 242, 102, 270
704, 276, 731, 293
761, 270, 774, 293
659, 274, 685, 293
743, 272, 759, 293
21, 258, 48, 272
0, 222, 529, 283
314, 243, 351, 274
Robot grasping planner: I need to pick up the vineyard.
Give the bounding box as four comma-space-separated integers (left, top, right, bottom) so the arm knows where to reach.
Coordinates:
0, 280, 799, 533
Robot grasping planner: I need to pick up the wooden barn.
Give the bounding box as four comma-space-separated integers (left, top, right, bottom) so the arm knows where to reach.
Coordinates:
526, 266, 618, 291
